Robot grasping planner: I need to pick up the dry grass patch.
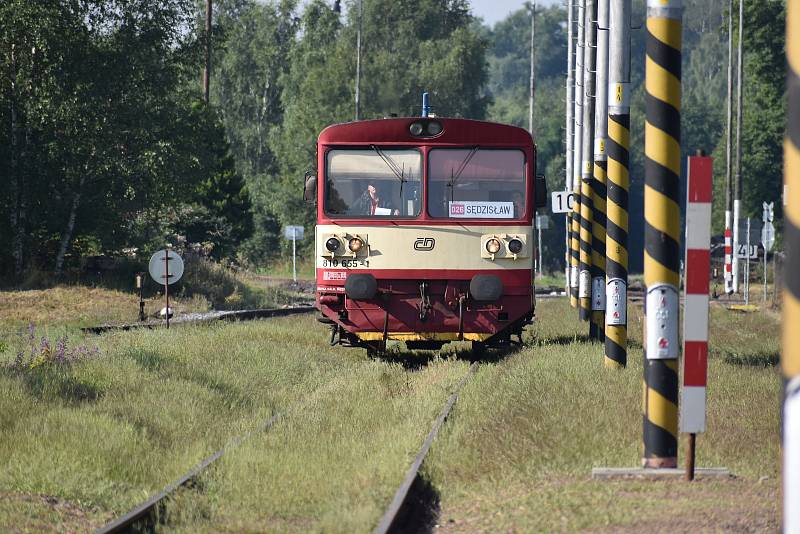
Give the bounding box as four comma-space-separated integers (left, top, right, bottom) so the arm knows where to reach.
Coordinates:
0, 286, 208, 332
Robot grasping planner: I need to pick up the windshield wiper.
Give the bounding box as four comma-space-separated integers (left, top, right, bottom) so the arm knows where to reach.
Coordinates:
370, 145, 408, 184
370, 144, 411, 200
447, 146, 479, 202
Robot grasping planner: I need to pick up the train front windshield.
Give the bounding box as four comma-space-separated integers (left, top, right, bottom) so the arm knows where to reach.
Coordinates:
325, 149, 422, 217
428, 149, 526, 219
324, 147, 526, 219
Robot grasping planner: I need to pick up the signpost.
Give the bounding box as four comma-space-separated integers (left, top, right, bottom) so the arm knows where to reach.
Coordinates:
736, 243, 758, 260
681, 154, 713, 480
148, 249, 184, 329
745, 218, 751, 305
550, 191, 575, 214
551, 192, 574, 286
762, 202, 774, 302
536, 214, 549, 276
283, 225, 305, 283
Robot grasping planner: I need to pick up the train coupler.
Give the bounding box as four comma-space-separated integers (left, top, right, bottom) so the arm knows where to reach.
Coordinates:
418, 281, 432, 322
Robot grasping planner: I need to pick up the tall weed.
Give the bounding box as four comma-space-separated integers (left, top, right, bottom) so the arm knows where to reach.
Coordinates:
10, 324, 99, 370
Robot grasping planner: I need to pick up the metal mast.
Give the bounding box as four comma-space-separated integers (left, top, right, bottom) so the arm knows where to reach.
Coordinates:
604, 0, 631, 368
781, 3, 800, 528
355, 0, 363, 120
733, 0, 744, 293
570, 0, 587, 308
724, 0, 734, 294
642, 0, 683, 469
203, 0, 212, 103
590, 0, 609, 341
579, 0, 597, 323
529, 1, 536, 135
565, 0, 576, 291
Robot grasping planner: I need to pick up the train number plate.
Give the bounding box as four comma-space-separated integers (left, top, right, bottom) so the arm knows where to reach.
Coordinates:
321, 258, 369, 268
323, 271, 347, 281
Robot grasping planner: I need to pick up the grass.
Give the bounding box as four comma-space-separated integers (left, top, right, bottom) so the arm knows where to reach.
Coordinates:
0, 294, 781, 532
164, 357, 470, 533
0, 317, 363, 529
0, 286, 209, 334
0, 315, 471, 532
257, 256, 316, 281
0, 260, 309, 336
425, 297, 780, 531
535, 272, 568, 289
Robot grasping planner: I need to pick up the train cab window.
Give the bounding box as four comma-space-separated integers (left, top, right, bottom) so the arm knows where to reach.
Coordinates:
325, 148, 422, 218
428, 148, 526, 219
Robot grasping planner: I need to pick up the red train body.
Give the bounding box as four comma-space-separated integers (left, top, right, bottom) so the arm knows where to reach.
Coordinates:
309, 116, 544, 353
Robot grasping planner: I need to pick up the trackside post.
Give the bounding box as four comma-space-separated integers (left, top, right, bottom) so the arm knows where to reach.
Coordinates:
565, 0, 576, 297
579, 0, 597, 324
642, 0, 682, 468
604, 0, 631, 368
164, 249, 171, 329
783, 2, 800, 529
571, 0, 586, 310
681, 154, 712, 481
590, 0, 609, 342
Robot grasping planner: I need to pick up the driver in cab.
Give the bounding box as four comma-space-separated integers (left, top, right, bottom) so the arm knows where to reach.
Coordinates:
353, 183, 399, 216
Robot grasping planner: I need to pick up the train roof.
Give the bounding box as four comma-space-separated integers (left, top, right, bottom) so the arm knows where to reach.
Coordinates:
318, 117, 534, 146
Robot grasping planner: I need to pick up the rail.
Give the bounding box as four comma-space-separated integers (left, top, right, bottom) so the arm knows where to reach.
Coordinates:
373, 362, 478, 534
81, 305, 315, 334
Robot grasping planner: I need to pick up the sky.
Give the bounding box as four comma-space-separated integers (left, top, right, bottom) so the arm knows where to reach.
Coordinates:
470, 0, 561, 26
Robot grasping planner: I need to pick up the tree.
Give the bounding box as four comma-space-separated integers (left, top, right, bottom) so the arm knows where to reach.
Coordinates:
251, 0, 491, 259
0, 0, 225, 276
740, 0, 785, 225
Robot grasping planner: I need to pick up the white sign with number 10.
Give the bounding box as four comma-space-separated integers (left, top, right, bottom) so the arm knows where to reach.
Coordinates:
551, 191, 575, 214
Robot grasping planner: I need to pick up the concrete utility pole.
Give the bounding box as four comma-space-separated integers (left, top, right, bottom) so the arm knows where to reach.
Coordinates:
590, 0, 609, 342
529, 1, 536, 136
782, 3, 800, 528
355, 0, 363, 120
643, 0, 682, 469
579, 0, 597, 324
733, 0, 744, 293
724, 0, 734, 294
570, 0, 587, 309
203, 0, 212, 103
604, 0, 631, 368
565, 0, 576, 292
725, 0, 733, 237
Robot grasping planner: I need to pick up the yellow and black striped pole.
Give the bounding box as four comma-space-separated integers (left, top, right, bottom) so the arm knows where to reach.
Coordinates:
590, 0, 609, 342
591, 157, 608, 339
642, 0, 681, 468
783, 1, 800, 528
579, 0, 597, 323
604, 0, 631, 368
571, 0, 587, 310
565, 0, 576, 302
571, 200, 581, 308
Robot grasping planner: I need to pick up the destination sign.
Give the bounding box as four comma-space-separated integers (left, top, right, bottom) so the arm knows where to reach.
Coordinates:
448, 201, 514, 219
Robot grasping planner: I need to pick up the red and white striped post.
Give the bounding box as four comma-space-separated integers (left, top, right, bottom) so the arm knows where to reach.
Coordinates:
681, 154, 713, 480
724, 227, 733, 294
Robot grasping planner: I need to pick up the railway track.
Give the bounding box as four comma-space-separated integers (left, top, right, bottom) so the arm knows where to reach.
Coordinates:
97, 409, 286, 533
374, 362, 478, 534
96, 353, 477, 533
81, 305, 315, 334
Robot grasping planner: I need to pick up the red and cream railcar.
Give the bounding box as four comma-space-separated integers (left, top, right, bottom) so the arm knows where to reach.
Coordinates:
306, 115, 546, 353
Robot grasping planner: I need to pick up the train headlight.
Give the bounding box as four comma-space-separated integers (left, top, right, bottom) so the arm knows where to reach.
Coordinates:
485, 238, 502, 254
426, 121, 443, 135
325, 237, 341, 252
409, 122, 424, 136
508, 238, 523, 254
348, 237, 364, 253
